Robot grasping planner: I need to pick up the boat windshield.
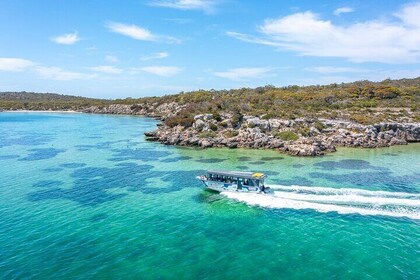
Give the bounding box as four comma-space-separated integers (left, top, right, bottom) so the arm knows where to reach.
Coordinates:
207, 171, 265, 187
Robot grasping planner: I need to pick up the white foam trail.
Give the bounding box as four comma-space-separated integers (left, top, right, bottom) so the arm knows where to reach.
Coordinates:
272, 191, 420, 207
269, 185, 420, 198
221, 185, 420, 220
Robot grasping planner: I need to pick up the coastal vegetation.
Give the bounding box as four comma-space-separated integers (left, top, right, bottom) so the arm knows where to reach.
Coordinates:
0, 92, 110, 111
116, 77, 420, 125
1, 77, 419, 125
275, 131, 299, 141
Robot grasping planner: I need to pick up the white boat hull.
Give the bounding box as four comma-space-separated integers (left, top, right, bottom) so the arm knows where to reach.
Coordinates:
197, 177, 272, 194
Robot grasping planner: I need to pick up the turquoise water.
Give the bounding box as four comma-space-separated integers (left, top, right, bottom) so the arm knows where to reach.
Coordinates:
0, 112, 419, 279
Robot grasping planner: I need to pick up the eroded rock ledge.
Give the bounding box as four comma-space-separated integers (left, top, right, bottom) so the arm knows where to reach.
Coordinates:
83, 104, 420, 156
146, 115, 420, 156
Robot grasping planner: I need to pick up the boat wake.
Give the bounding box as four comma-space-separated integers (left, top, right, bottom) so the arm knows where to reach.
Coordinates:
221, 185, 420, 220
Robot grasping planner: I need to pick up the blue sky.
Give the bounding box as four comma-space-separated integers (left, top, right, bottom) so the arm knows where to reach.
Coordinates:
0, 0, 419, 98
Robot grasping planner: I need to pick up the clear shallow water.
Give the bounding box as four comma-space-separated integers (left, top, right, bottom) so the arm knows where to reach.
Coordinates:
0, 112, 419, 279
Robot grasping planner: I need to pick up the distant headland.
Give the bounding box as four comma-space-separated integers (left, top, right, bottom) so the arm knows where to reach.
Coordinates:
2, 77, 419, 156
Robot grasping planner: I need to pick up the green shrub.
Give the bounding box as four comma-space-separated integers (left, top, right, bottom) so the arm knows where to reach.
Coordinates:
213, 113, 222, 122
164, 110, 194, 128
314, 121, 326, 131
209, 123, 218, 131
219, 122, 228, 128
224, 130, 239, 138
350, 115, 371, 125
275, 131, 299, 141
248, 122, 256, 128
261, 113, 275, 120
199, 131, 217, 138
231, 111, 243, 128
299, 127, 311, 137
374, 86, 400, 99
357, 100, 378, 108
130, 104, 143, 111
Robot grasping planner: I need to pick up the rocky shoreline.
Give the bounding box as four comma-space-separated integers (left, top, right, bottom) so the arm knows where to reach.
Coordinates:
145, 115, 420, 156
82, 103, 420, 156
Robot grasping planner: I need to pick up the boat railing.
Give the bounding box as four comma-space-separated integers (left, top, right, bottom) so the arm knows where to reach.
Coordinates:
197, 175, 208, 181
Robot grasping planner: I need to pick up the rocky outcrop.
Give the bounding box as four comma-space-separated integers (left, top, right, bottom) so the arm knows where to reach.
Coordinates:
145, 114, 420, 156
83, 102, 184, 119
82, 103, 420, 156
281, 140, 336, 156
325, 122, 420, 147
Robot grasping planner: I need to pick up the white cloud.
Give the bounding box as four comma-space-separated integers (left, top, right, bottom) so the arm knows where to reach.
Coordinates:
164, 18, 193, 24
35, 66, 95, 81
90, 65, 123, 74
334, 7, 354, 16
150, 0, 216, 13
0, 58, 35, 71
105, 55, 119, 63
214, 67, 274, 81
140, 52, 169, 61
106, 22, 180, 43
107, 22, 155, 41
227, 3, 420, 64
132, 66, 182, 77
306, 66, 371, 74
227, 31, 280, 47
396, 2, 420, 27
51, 32, 81, 45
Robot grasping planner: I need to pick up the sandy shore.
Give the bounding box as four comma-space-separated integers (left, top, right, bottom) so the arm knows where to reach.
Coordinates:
1, 110, 81, 113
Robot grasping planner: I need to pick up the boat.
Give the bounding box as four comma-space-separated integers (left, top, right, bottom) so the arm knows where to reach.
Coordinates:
197, 170, 273, 194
